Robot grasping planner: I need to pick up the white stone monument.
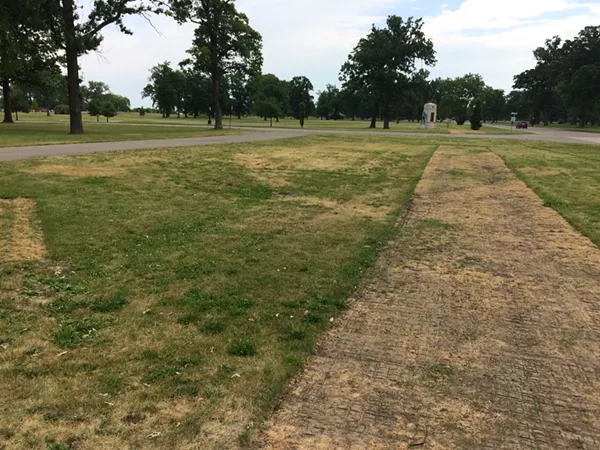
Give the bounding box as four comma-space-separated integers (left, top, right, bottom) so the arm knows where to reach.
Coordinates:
420, 103, 437, 129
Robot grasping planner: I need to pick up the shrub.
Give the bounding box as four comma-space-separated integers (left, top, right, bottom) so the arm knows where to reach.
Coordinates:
54, 104, 69, 115
470, 99, 482, 130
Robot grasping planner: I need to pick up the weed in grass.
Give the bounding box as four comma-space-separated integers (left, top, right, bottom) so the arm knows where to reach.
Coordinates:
421, 363, 456, 383
228, 339, 257, 357
282, 326, 307, 341
177, 312, 202, 325
303, 311, 323, 324
90, 295, 128, 313
98, 374, 124, 395
47, 297, 88, 314
200, 318, 226, 335
52, 317, 104, 348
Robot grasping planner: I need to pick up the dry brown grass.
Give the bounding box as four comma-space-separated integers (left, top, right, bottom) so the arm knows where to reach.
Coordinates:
25, 165, 126, 178
0, 198, 46, 262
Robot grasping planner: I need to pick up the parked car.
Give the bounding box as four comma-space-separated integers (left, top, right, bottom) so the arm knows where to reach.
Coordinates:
516, 121, 528, 129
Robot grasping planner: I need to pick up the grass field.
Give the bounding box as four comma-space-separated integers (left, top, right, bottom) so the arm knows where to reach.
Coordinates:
0, 122, 241, 148
13, 112, 524, 135
1, 133, 598, 449
492, 140, 600, 246
0, 134, 436, 449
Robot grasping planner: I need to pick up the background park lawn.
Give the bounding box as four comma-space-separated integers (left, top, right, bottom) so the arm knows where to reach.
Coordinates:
0, 133, 599, 449
10, 111, 525, 137
0, 122, 241, 148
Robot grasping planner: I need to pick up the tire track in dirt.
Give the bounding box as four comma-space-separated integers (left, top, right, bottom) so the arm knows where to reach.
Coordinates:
255, 145, 600, 449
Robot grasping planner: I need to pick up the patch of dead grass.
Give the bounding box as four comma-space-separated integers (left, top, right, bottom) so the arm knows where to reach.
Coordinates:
0, 198, 46, 262
26, 164, 126, 178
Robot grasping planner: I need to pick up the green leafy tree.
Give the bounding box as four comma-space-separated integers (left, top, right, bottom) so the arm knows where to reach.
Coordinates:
299, 101, 305, 128
81, 81, 110, 109
340, 16, 436, 129
100, 99, 117, 122
31, 70, 68, 116
55, 0, 163, 134
470, 98, 482, 130
88, 97, 102, 122
252, 73, 288, 120
169, 0, 263, 129
513, 37, 561, 126
439, 74, 485, 125
229, 68, 250, 119
316, 84, 340, 119
0, 0, 59, 123
139, 107, 145, 116
142, 62, 180, 118
482, 87, 506, 123
559, 26, 600, 127
256, 98, 281, 127
289, 76, 314, 119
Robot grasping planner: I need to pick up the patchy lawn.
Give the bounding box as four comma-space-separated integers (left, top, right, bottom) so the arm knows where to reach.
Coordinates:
491, 140, 600, 246
0, 134, 435, 449
0, 122, 241, 148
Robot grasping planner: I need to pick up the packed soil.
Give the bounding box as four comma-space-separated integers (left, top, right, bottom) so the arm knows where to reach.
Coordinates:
255, 145, 600, 449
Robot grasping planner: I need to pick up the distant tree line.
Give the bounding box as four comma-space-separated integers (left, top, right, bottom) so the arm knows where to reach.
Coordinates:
513, 27, 600, 128
2, 1, 598, 133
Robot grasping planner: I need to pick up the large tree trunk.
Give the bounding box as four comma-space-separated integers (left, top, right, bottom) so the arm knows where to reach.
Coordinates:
382, 101, 390, 129
578, 116, 585, 128
543, 109, 549, 127
2, 79, 13, 123
212, 75, 223, 130
370, 101, 378, 128
62, 0, 84, 135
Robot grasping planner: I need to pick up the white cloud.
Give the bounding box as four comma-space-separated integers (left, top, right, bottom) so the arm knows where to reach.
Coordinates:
78, 0, 600, 106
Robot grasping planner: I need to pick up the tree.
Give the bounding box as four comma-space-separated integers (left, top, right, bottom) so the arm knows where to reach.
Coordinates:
482, 88, 505, 123
289, 76, 314, 119
316, 84, 341, 119
142, 62, 180, 118
100, 99, 117, 122
31, 70, 68, 116
470, 98, 482, 130
340, 16, 436, 129
229, 67, 250, 119
55, 0, 162, 134
81, 81, 110, 109
438, 74, 485, 125
0, 0, 60, 123
169, 0, 263, 130
559, 26, 600, 127
88, 97, 102, 122
253, 74, 289, 120
139, 107, 146, 116
256, 98, 281, 127
299, 101, 305, 128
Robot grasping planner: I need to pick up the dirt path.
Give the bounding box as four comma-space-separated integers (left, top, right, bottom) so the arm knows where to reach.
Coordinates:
256, 145, 600, 449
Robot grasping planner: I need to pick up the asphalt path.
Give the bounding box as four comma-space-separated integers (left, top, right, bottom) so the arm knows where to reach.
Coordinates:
1, 124, 599, 162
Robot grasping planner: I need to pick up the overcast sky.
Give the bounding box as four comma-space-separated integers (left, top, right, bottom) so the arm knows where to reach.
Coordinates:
79, 0, 600, 107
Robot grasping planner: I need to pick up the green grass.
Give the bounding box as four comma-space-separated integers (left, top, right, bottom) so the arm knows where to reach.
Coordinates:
491, 141, 600, 246
1, 132, 596, 449
545, 123, 600, 133
0, 121, 241, 148
14, 111, 525, 134
0, 134, 435, 449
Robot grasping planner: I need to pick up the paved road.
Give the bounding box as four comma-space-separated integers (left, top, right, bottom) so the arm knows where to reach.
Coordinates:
1, 125, 599, 162
487, 123, 600, 145
0, 131, 307, 162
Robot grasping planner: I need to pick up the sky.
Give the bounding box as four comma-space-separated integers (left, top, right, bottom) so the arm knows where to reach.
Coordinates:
79, 0, 600, 108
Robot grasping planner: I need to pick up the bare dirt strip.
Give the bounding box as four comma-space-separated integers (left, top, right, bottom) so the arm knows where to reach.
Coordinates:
255, 145, 600, 449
